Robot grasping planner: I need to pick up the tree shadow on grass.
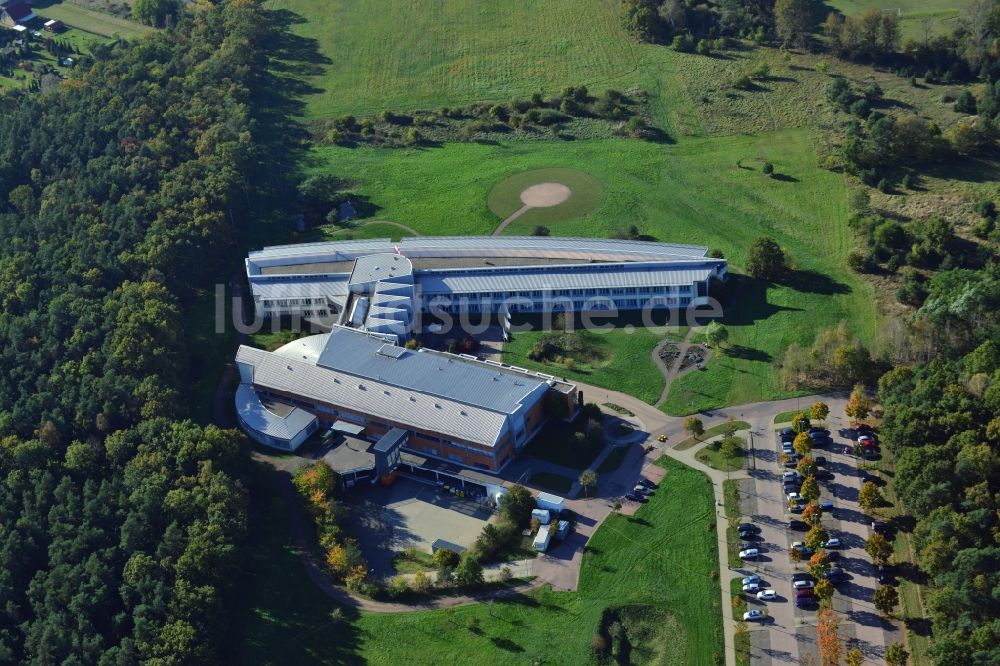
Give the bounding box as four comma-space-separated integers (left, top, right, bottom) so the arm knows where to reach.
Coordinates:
490, 637, 524, 652
717, 275, 804, 326
782, 269, 851, 296
723, 345, 772, 363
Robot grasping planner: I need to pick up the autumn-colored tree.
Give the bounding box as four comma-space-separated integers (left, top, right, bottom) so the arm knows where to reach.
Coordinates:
873, 584, 899, 616
792, 411, 811, 433
344, 564, 368, 591
789, 546, 803, 563
325, 544, 349, 576
810, 401, 830, 422
801, 502, 823, 527
816, 608, 841, 666
806, 526, 830, 552
885, 642, 908, 666
808, 550, 832, 576
814, 578, 835, 606
800, 475, 820, 503
684, 416, 704, 438
845, 384, 872, 422
793, 431, 812, 456
858, 480, 883, 511
797, 455, 817, 478
845, 646, 864, 666
866, 533, 893, 564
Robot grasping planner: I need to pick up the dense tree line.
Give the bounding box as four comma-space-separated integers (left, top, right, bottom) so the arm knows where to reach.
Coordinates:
0, 0, 268, 661
878, 334, 1000, 664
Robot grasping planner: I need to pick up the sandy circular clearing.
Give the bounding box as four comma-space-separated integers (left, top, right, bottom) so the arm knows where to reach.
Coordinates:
520, 182, 572, 208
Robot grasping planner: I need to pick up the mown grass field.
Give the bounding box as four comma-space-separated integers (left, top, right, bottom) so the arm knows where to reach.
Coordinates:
33, 1, 152, 39
265, 0, 640, 119
239, 457, 723, 665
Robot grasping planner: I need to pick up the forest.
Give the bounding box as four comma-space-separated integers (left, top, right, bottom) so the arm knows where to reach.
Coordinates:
878, 261, 1000, 664
0, 0, 266, 662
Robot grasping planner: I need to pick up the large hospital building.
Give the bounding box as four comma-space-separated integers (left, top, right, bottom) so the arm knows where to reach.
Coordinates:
234, 236, 726, 473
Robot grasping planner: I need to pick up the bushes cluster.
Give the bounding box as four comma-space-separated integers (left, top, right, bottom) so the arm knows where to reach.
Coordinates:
319, 86, 649, 146
781, 322, 876, 390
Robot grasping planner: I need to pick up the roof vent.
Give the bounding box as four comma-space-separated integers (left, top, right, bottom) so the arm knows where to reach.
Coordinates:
286, 365, 292, 371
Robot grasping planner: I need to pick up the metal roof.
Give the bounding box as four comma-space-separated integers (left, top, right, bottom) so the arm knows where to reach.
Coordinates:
373, 427, 407, 453
349, 253, 412, 286
398, 236, 709, 259
235, 345, 514, 447
235, 383, 317, 441
315, 326, 549, 414
418, 264, 719, 295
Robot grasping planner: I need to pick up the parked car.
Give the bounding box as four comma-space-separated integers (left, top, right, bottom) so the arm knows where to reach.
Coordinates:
819, 500, 834, 510
739, 529, 757, 540
789, 503, 805, 514
742, 575, 760, 586
815, 470, 834, 481
877, 565, 895, 585
826, 551, 841, 562
814, 456, 827, 466
743, 610, 764, 621
624, 492, 643, 502
738, 523, 759, 533
792, 573, 814, 582
795, 594, 814, 607
825, 567, 845, 581
786, 492, 803, 502
743, 582, 760, 593
638, 478, 657, 489
783, 459, 799, 469
823, 538, 841, 548
634, 484, 652, 495
789, 519, 808, 531
756, 589, 778, 601
782, 471, 801, 481
793, 579, 815, 590
739, 548, 759, 559
808, 426, 827, 435
857, 424, 875, 435
778, 428, 795, 441
872, 521, 891, 534
858, 435, 876, 447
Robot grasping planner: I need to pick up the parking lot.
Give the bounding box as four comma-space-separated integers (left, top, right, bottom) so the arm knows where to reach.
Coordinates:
346, 477, 496, 576
733, 415, 900, 663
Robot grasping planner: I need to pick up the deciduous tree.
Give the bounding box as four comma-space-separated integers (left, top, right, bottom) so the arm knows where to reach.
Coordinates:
873, 584, 899, 616
684, 417, 704, 439
865, 533, 892, 564
816, 608, 841, 666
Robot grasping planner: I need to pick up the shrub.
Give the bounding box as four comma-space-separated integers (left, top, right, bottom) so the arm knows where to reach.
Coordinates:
386, 576, 410, 599
762, 161, 774, 175
696, 39, 711, 55
672, 35, 693, 53
411, 571, 431, 593
733, 74, 753, 90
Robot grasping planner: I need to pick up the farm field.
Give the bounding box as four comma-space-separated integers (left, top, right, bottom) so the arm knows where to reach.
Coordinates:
33, 0, 152, 39
265, 0, 640, 120
239, 457, 723, 665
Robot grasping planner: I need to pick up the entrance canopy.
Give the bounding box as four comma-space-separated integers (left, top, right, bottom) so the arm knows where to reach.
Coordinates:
329, 420, 366, 436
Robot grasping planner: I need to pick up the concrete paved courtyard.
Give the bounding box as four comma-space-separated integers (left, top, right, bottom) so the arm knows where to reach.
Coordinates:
346, 477, 496, 576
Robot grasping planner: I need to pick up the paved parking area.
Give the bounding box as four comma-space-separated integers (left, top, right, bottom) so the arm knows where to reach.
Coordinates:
733, 413, 900, 663
346, 477, 496, 576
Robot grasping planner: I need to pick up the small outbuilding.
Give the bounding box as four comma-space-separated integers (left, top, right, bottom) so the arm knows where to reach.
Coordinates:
536, 492, 565, 513
531, 508, 551, 525
532, 529, 552, 553
44, 19, 64, 32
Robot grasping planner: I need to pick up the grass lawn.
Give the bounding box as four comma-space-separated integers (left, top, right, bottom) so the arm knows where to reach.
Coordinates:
392, 548, 436, 575
264, 0, 639, 120
596, 445, 630, 474
675, 421, 750, 451
695, 443, 745, 473
33, 1, 152, 39
723, 479, 741, 519
773, 409, 802, 424
302, 220, 418, 243
240, 457, 723, 664
487, 167, 603, 227
528, 471, 575, 494
503, 322, 672, 405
